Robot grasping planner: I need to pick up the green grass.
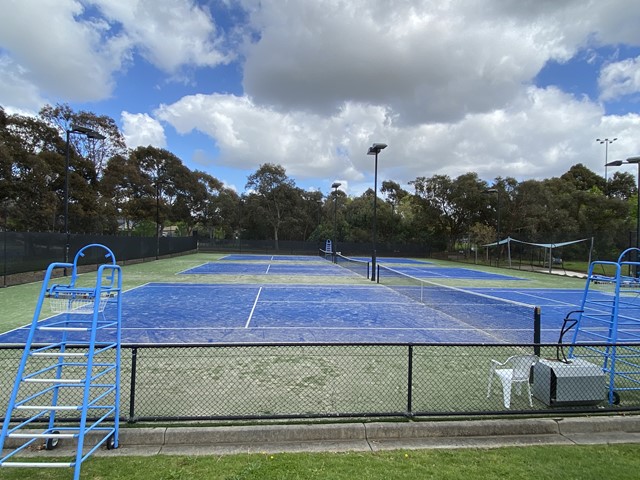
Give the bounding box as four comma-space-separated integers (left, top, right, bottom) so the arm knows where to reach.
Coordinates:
3, 444, 640, 479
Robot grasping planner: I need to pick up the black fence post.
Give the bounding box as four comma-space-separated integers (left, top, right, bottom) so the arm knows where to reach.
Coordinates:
128, 347, 138, 422
407, 345, 413, 416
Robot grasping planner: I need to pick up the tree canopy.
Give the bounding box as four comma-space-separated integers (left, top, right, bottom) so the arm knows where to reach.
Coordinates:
1, 104, 636, 258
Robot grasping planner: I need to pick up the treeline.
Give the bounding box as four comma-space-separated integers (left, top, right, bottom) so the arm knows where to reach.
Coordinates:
0, 104, 637, 258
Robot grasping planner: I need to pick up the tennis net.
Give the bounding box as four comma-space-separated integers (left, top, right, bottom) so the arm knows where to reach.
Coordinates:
318, 248, 334, 262
335, 254, 370, 279
377, 265, 540, 343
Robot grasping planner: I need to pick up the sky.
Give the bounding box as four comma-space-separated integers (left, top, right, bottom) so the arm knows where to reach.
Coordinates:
2, 0, 640, 197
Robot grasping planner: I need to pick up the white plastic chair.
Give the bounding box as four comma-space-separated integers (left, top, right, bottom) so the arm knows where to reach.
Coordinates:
487, 355, 538, 408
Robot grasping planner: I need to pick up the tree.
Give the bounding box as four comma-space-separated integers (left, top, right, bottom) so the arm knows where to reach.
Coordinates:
410, 173, 489, 250
1, 111, 67, 231
561, 163, 604, 192
608, 171, 636, 200
101, 154, 148, 233
39, 103, 126, 178
129, 146, 194, 237
245, 164, 298, 250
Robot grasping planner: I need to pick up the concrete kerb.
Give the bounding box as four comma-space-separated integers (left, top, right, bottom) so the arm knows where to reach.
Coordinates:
5, 416, 640, 458
111, 415, 640, 455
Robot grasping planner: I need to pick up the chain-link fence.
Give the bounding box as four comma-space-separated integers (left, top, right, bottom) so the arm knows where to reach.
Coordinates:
2, 342, 639, 423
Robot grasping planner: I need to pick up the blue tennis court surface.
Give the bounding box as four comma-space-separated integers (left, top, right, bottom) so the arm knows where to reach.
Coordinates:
184, 259, 521, 280
220, 254, 322, 262
356, 257, 432, 265
0, 283, 596, 346
385, 266, 525, 281
180, 262, 355, 276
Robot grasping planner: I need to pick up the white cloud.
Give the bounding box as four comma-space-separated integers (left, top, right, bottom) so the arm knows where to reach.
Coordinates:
0, 0, 125, 102
239, 0, 635, 125
156, 93, 392, 183
4, 0, 640, 194
599, 56, 640, 101
0, 0, 232, 108
121, 111, 167, 148
92, 0, 233, 72
0, 54, 48, 113
156, 84, 640, 195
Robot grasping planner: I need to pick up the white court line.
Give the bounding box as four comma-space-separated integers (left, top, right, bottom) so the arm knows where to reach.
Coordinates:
175, 261, 210, 274
265, 264, 271, 274
118, 326, 551, 332
245, 287, 263, 328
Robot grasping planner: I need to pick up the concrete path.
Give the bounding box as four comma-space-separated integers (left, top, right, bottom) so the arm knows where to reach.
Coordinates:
5, 416, 640, 459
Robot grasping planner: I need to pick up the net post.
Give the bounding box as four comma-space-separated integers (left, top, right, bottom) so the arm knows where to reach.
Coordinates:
534, 306, 541, 356
376, 264, 380, 284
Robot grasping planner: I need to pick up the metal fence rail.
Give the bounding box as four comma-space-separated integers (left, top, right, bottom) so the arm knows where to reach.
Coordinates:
1, 342, 639, 423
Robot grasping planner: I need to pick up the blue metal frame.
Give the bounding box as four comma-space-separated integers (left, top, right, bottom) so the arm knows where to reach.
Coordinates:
568, 248, 640, 404
0, 244, 122, 480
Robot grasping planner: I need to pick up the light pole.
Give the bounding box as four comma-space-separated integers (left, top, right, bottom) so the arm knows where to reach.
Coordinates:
367, 143, 387, 281
64, 124, 105, 264
155, 180, 160, 260
484, 188, 501, 268
316, 199, 323, 227
331, 182, 341, 261
606, 156, 640, 274
597, 137, 618, 192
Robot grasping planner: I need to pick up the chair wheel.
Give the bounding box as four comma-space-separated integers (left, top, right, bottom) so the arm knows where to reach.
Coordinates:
106, 433, 116, 450
612, 391, 621, 405
45, 431, 60, 450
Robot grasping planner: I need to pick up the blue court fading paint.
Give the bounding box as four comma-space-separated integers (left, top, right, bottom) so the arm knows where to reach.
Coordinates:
0, 283, 587, 346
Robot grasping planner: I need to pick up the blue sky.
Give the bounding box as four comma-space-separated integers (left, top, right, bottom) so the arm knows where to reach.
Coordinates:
2, 0, 640, 197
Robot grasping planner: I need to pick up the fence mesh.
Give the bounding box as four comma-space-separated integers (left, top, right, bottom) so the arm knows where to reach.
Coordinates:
2, 343, 640, 423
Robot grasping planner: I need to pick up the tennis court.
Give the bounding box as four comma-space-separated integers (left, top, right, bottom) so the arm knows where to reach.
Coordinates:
382, 265, 525, 281
180, 260, 361, 276
220, 254, 324, 262
0, 280, 591, 346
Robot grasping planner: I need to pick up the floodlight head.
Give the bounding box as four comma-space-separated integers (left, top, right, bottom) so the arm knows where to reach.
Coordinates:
484, 188, 498, 194
626, 156, 640, 164
86, 131, 106, 140
69, 123, 106, 140
331, 182, 341, 189
606, 160, 624, 167
367, 143, 388, 155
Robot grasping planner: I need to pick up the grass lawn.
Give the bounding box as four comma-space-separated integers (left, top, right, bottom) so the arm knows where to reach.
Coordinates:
2, 444, 640, 479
